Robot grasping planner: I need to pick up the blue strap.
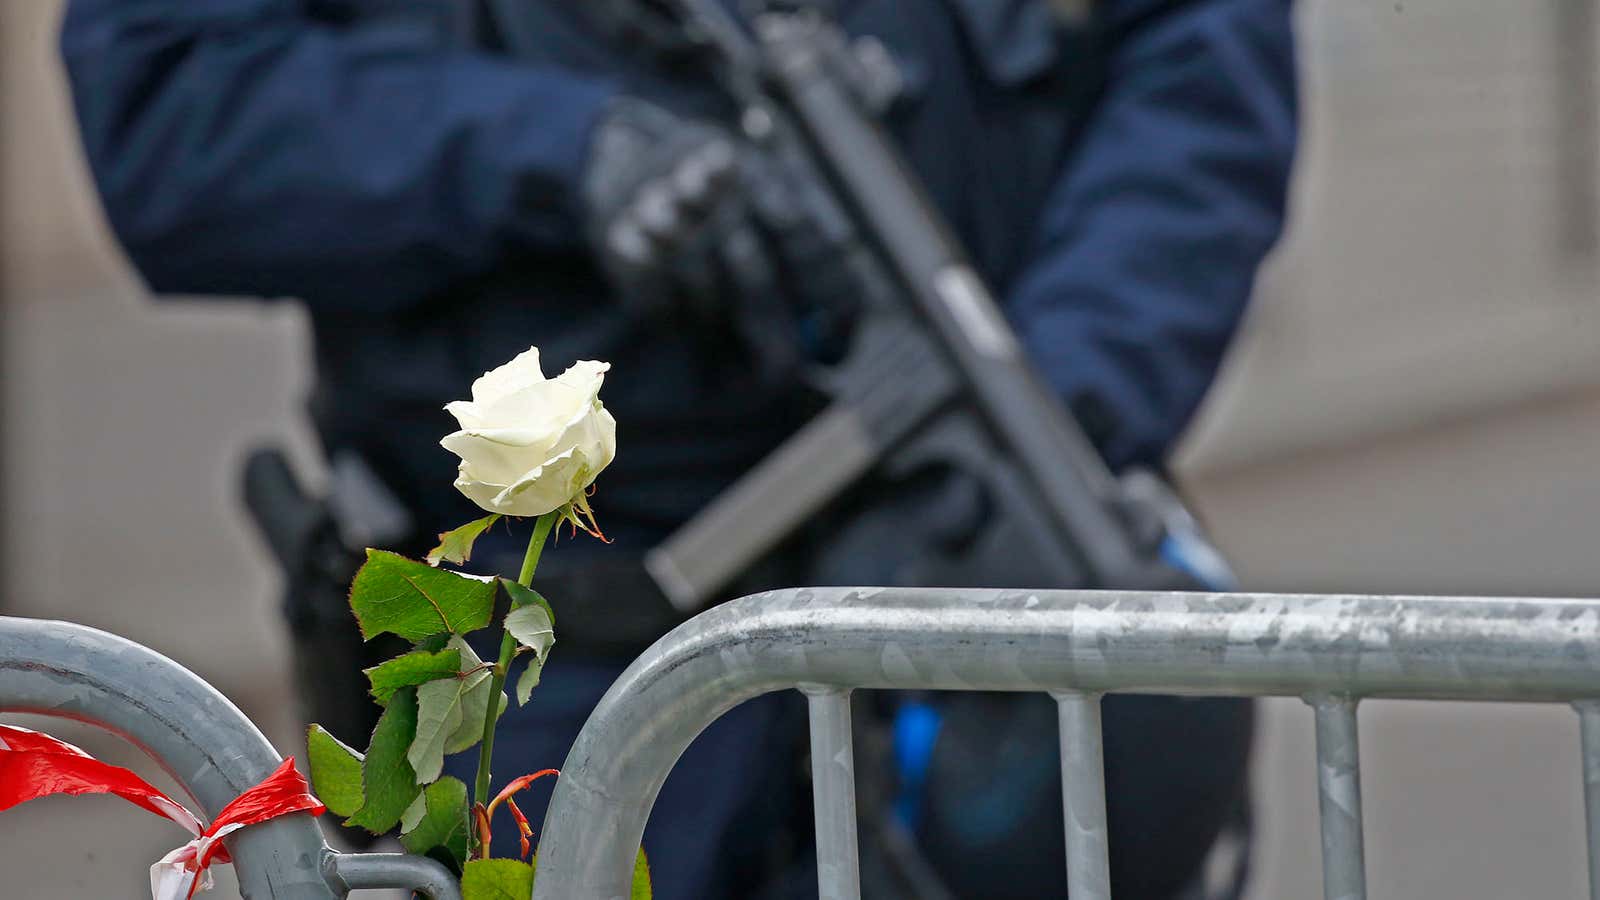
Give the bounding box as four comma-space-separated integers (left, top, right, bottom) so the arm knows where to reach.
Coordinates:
891, 698, 945, 828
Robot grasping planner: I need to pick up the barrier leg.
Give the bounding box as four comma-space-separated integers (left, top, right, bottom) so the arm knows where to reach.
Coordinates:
1055, 691, 1112, 900
1576, 702, 1600, 900
1311, 695, 1367, 900
803, 685, 862, 900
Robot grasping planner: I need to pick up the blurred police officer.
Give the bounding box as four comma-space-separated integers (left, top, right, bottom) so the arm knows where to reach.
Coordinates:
61, 0, 1296, 897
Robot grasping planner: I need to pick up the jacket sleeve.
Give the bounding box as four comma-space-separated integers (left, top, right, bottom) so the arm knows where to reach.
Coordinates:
1003, 0, 1297, 469
60, 0, 617, 313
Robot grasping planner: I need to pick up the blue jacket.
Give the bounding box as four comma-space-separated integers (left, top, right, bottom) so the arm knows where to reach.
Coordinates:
61, 0, 1297, 549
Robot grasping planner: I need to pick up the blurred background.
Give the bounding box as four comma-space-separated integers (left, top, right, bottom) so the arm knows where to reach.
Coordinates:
2, 0, 1597, 896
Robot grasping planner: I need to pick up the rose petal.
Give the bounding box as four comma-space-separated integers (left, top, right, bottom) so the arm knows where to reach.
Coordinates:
441, 426, 566, 488
491, 448, 590, 517
451, 473, 517, 516
544, 401, 617, 480
469, 347, 545, 407
443, 400, 486, 430
479, 380, 582, 439
551, 359, 610, 396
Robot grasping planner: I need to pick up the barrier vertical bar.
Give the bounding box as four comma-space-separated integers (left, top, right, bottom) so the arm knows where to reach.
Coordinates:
1055, 691, 1112, 900
802, 684, 861, 900
1576, 701, 1600, 900
1311, 695, 1367, 900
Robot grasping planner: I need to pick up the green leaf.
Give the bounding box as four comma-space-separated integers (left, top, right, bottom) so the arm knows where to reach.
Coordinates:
414, 632, 453, 653
409, 676, 470, 785
514, 659, 545, 706
460, 858, 534, 900
447, 669, 507, 755
502, 581, 557, 706
500, 578, 555, 620
400, 792, 427, 833
505, 605, 555, 706
444, 636, 504, 754
349, 550, 498, 642
306, 724, 365, 819
398, 776, 471, 869
503, 593, 556, 649
424, 844, 466, 879
407, 637, 506, 782
346, 687, 422, 833
365, 648, 462, 706
632, 847, 652, 900
427, 514, 502, 567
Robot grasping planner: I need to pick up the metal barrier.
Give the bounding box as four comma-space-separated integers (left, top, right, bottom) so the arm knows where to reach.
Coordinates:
0, 616, 461, 900
7, 590, 1600, 899
533, 586, 1600, 900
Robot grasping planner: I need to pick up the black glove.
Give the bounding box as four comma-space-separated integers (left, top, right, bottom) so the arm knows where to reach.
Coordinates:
581, 98, 863, 379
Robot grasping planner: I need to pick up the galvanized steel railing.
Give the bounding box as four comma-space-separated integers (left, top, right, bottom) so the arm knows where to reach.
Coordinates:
532, 587, 1600, 900
7, 590, 1600, 899
0, 616, 461, 900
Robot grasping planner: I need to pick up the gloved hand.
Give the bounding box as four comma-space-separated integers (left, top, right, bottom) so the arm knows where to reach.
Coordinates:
581, 98, 863, 379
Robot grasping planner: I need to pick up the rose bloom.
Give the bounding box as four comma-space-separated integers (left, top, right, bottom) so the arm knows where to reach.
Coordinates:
440, 347, 617, 517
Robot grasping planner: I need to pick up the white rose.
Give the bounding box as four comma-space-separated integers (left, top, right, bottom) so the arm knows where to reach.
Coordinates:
440, 347, 617, 517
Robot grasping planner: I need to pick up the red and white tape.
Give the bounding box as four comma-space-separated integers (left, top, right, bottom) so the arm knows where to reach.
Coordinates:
0, 724, 325, 899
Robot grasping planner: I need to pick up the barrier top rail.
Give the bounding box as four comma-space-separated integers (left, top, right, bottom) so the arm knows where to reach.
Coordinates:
532, 586, 1600, 900
0, 616, 460, 900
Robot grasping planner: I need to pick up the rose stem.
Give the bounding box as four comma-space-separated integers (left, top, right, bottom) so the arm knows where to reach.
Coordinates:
473, 509, 559, 856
